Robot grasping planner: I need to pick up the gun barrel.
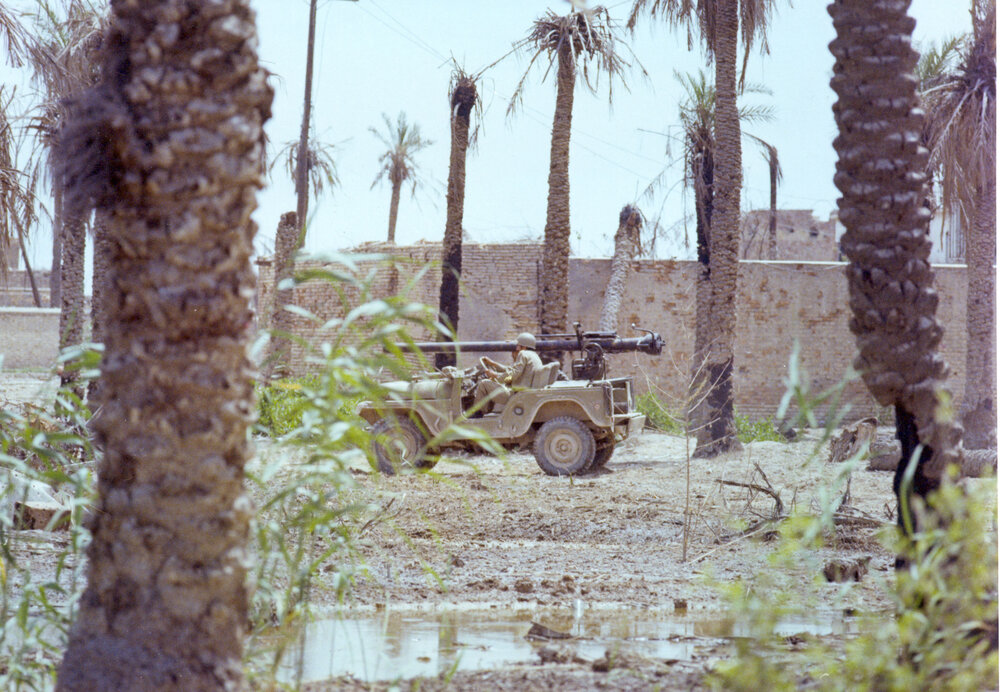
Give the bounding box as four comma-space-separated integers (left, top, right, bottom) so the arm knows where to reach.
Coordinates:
401, 333, 664, 356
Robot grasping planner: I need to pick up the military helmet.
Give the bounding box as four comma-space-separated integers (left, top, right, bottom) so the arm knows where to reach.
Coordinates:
516, 332, 537, 349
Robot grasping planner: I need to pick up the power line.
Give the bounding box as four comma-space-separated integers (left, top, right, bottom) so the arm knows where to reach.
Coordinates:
350, 4, 672, 183
368, 0, 448, 63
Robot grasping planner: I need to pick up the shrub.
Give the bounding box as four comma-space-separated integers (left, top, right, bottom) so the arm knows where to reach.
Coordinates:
0, 348, 98, 690
636, 391, 685, 435
734, 412, 786, 443
255, 375, 320, 437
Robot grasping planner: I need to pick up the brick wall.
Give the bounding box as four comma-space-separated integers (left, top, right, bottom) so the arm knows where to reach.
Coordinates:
0, 308, 60, 369
256, 243, 971, 423
0, 269, 51, 307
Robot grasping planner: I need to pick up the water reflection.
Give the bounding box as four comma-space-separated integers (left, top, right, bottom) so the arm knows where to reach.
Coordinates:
283, 607, 855, 683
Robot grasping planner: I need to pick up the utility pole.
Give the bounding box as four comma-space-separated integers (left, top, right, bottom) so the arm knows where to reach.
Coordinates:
294, 0, 358, 248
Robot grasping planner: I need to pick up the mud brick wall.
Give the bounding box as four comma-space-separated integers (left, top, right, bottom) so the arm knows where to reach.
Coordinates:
0, 307, 60, 369
256, 243, 971, 424
256, 242, 544, 371
0, 269, 52, 308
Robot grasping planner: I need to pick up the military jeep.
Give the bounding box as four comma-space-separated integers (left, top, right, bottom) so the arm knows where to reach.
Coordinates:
357, 325, 663, 476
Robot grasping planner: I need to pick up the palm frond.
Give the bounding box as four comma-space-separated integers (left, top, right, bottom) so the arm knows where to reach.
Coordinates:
922, 0, 996, 231
0, 2, 27, 66
271, 133, 342, 198
369, 111, 432, 193
448, 61, 483, 149
509, 6, 642, 116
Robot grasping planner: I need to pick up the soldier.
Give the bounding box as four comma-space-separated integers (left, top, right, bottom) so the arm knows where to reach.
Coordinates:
474, 332, 543, 413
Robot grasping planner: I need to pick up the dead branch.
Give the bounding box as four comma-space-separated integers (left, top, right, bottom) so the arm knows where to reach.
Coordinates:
358, 497, 397, 536
831, 513, 888, 529
717, 479, 784, 518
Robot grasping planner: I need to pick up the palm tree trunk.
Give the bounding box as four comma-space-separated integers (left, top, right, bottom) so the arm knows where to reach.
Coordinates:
598, 205, 640, 332
90, 210, 112, 346
294, 0, 317, 245
829, 0, 963, 532
87, 211, 113, 402
387, 178, 401, 243
540, 39, 575, 346
56, 1, 272, 689
694, 0, 742, 457
58, 211, 85, 352
689, 150, 714, 437
50, 186, 62, 308
767, 149, 778, 260
265, 210, 298, 379
436, 79, 476, 369
960, 178, 997, 449
14, 213, 41, 307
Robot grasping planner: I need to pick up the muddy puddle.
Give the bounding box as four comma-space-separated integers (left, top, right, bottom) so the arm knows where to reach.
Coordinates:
279, 606, 858, 683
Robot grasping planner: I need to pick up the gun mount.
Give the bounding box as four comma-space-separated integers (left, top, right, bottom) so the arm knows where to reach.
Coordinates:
403, 323, 664, 380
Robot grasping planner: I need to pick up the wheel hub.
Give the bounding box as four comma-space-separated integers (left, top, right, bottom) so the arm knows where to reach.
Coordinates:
548, 430, 581, 465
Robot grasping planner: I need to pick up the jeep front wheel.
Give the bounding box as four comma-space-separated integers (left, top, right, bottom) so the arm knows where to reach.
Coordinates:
532, 417, 596, 476
371, 416, 435, 475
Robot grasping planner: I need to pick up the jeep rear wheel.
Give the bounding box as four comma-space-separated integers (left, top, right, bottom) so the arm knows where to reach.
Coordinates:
372, 416, 435, 475
533, 417, 595, 476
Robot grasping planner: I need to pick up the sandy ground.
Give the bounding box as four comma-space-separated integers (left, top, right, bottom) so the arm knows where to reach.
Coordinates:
3, 371, 908, 690
317, 431, 897, 613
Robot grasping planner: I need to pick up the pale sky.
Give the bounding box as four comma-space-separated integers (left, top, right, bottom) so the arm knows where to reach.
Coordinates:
5, 0, 976, 275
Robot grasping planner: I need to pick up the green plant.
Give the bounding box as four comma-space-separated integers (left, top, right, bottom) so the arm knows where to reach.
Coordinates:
707, 347, 998, 691
0, 347, 99, 691
242, 254, 493, 688
255, 375, 321, 437
636, 390, 685, 435
734, 412, 786, 443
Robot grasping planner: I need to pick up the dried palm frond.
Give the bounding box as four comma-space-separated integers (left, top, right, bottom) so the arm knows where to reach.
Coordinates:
448, 63, 483, 150
0, 2, 27, 66
0, 87, 41, 280
922, 0, 996, 230
271, 134, 341, 198
25, 0, 105, 102
508, 6, 644, 117
627, 0, 779, 89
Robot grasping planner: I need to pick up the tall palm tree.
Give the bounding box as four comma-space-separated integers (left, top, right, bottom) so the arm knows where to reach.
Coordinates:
25, 0, 104, 337
0, 86, 42, 304
598, 204, 644, 332
671, 68, 774, 450
370, 111, 432, 244
54, 0, 272, 688
511, 6, 636, 348
829, 0, 963, 529
920, 0, 996, 450
436, 67, 480, 369
629, 0, 779, 458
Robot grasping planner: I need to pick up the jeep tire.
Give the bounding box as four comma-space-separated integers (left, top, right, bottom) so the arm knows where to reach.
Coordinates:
372, 416, 435, 475
533, 416, 596, 476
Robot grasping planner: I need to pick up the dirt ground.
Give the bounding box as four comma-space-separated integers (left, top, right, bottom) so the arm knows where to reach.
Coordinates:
290, 426, 908, 690
3, 371, 909, 690
322, 431, 898, 611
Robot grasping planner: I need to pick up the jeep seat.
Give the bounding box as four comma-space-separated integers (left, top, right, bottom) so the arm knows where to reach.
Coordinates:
529, 362, 560, 389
